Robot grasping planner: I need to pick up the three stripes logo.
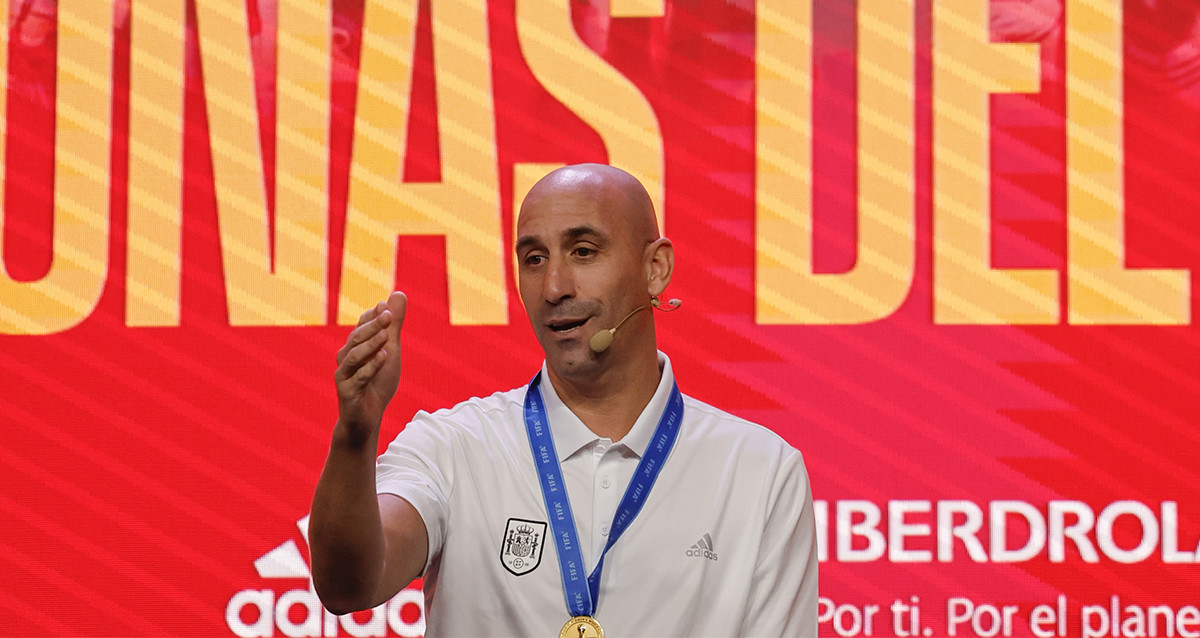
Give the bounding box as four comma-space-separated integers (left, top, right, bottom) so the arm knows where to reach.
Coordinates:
686, 533, 719, 561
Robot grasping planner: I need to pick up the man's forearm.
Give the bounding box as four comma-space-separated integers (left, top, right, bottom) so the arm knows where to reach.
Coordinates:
309, 422, 388, 614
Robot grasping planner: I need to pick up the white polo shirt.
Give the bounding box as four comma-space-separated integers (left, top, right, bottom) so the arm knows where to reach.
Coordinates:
376, 352, 817, 637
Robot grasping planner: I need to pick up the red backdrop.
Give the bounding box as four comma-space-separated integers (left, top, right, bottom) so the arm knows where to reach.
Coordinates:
3, 1, 1200, 636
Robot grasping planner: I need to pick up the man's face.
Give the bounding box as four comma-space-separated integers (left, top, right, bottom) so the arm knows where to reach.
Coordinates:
515, 182, 648, 379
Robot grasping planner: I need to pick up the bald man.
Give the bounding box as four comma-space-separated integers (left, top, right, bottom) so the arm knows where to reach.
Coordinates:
310, 164, 817, 636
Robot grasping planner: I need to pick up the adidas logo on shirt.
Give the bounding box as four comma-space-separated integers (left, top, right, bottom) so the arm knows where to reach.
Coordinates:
686, 533, 719, 561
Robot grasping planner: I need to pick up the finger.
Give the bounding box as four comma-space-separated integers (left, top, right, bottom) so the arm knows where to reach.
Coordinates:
341, 301, 385, 363
338, 311, 393, 365
336, 327, 389, 377
347, 347, 389, 388
355, 300, 388, 329
338, 347, 388, 400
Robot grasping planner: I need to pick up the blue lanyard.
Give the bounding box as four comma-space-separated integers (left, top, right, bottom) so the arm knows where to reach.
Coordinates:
522, 372, 684, 617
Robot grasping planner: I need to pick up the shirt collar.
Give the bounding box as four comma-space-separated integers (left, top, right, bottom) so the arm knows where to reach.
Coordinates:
537, 351, 676, 461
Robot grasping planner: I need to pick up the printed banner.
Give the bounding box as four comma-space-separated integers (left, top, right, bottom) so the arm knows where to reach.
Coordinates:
3, 1, 1199, 636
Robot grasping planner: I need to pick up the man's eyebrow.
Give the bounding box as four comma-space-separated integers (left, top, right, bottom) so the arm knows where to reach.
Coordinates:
515, 226, 611, 254
563, 226, 607, 242
514, 235, 542, 253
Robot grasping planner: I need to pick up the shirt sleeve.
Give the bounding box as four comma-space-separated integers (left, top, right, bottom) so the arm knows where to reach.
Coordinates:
375, 410, 455, 576
739, 446, 819, 637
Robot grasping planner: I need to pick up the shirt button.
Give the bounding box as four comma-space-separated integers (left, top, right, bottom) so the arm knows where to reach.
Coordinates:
600, 523, 610, 535
600, 478, 611, 489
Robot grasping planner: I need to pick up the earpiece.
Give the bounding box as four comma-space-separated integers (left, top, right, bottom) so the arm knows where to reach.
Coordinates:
651, 297, 682, 312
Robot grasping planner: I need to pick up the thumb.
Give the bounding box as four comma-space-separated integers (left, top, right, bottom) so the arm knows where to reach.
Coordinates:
387, 291, 407, 336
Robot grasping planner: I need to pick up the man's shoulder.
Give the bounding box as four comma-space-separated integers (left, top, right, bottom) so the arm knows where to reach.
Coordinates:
387, 385, 528, 460
674, 393, 811, 512
428, 385, 524, 416
410, 385, 526, 431
679, 393, 800, 459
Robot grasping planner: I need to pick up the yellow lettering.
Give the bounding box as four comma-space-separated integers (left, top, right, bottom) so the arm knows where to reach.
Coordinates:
0, 2, 113, 335
610, 0, 663, 19
755, 0, 915, 324
515, 0, 664, 232
339, 0, 504, 325
932, 1, 1057, 324
126, 2, 185, 326
1064, 1, 1190, 324
195, 2, 330, 325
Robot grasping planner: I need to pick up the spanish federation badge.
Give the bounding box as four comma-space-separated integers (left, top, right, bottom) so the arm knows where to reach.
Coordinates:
500, 518, 547, 576
559, 615, 603, 638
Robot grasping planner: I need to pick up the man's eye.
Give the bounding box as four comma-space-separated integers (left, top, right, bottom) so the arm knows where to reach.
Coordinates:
523, 254, 546, 267
574, 247, 596, 258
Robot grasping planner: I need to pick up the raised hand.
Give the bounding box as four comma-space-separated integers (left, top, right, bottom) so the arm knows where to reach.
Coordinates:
334, 291, 407, 442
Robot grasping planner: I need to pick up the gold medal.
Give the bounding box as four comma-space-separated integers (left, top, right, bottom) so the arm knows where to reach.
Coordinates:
559, 615, 604, 638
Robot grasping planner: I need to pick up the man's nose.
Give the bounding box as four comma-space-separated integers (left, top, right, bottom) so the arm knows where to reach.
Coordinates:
543, 257, 574, 303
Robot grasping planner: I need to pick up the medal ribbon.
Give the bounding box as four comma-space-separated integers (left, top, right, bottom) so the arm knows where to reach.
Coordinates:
523, 372, 684, 618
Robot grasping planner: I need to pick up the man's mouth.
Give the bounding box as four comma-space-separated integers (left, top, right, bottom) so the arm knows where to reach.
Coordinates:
547, 318, 590, 333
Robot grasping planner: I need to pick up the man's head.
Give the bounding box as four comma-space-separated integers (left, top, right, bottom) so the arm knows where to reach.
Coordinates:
515, 164, 673, 381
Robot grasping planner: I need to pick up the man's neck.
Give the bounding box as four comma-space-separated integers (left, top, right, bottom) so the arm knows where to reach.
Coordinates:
547, 348, 662, 442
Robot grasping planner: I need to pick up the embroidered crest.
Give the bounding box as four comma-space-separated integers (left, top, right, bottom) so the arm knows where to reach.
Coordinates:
500, 518, 547, 576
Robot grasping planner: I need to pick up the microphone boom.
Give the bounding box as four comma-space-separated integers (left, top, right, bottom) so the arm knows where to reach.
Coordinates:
589, 305, 647, 353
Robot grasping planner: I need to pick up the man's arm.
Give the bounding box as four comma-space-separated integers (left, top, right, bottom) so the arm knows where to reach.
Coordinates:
309, 292, 428, 614
740, 449, 819, 637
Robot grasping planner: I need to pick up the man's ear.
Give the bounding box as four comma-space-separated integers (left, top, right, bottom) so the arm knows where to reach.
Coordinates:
644, 238, 674, 297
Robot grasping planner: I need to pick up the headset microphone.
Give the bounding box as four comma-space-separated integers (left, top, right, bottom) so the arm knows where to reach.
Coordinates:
589, 296, 684, 354
589, 306, 648, 354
